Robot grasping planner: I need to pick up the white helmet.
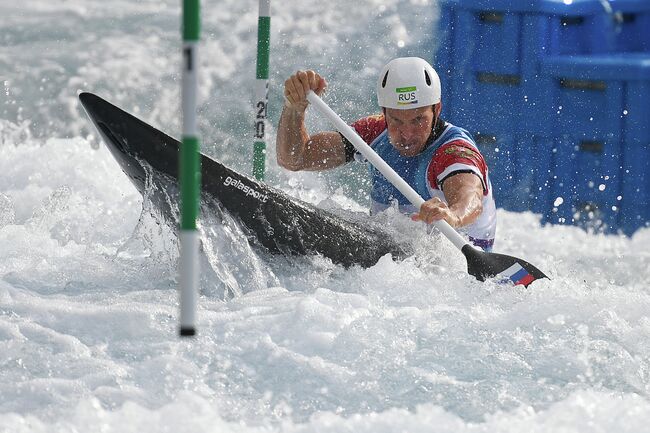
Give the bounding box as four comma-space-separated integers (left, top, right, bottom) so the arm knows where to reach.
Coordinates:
376, 57, 441, 110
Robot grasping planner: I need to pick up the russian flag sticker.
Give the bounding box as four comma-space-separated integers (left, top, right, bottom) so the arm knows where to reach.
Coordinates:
500, 262, 535, 286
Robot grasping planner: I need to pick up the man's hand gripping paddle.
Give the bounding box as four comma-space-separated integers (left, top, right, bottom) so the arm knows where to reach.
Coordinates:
306, 91, 548, 287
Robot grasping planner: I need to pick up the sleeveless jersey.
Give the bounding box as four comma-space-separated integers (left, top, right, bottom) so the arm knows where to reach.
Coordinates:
349, 116, 497, 249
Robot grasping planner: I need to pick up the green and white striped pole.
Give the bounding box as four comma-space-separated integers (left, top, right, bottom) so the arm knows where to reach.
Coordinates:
179, 0, 201, 337
253, 0, 271, 180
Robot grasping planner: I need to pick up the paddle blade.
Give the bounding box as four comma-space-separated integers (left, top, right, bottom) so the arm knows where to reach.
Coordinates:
461, 245, 548, 287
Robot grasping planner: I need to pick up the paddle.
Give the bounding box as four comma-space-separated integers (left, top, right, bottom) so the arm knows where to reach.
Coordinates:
306, 91, 548, 287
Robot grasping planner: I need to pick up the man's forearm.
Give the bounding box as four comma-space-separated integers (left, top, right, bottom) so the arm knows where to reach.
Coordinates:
276, 106, 309, 171
445, 174, 484, 227
449, 193, 483, 227
416, 173, 484, 228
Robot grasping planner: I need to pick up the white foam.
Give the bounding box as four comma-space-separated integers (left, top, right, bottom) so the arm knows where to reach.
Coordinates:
1, 0, 649, 431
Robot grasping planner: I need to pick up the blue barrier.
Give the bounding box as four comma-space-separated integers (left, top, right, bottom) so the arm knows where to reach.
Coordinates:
437, 0, 650, 55
539, 54, 650, 234
435, 0, 650, 234
541, 134, 623, 232
435, 0, 650, 136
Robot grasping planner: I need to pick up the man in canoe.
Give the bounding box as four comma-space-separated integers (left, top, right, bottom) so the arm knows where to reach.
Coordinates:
276, 57, 496, 250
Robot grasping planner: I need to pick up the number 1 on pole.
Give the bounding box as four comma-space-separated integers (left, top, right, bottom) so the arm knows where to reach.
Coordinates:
180, 0, 201, 337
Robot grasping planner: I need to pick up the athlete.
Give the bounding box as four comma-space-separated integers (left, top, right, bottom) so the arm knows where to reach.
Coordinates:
276, 57, 496, 250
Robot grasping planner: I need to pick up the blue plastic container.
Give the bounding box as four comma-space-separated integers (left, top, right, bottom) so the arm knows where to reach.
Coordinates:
540, 134, 623, 232
435, 0, 650, 137
539, 54, 650, 233
435, 0, 650, 234
607, 0, 650, 53
437, 0, 650, 55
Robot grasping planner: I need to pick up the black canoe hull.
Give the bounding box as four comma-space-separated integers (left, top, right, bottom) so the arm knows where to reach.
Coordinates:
79, 92, 406, 267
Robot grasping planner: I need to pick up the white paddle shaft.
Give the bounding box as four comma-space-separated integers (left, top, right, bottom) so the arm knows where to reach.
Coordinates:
306, 91, 469, 251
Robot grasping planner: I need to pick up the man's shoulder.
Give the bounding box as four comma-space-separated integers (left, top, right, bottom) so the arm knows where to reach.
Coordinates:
438, 123, 476, 146
351, 114, 387, 145
352, 113, 387, 132
356, 113, 386, 125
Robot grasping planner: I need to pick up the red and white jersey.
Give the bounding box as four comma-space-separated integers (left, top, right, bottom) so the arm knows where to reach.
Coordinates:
347, 115, 497, 249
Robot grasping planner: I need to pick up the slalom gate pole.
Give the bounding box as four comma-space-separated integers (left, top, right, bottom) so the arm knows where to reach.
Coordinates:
179, 0, 201, 337
252, 0, 271, 180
